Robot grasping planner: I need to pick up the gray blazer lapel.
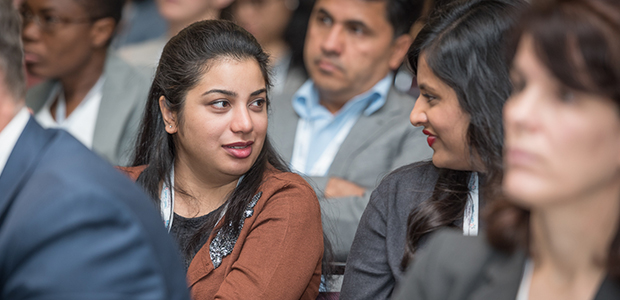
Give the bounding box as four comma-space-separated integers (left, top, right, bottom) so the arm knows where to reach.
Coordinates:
268, 93, 298, 162
92, 53, 149, 164
268, 67, 307, 163
272, 113, 297, 163
328, 87, 409, 175
470, 249, 527, 300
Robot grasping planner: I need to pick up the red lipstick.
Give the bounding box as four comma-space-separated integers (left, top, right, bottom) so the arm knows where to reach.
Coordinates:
223, 141, 254, 159
422, 129, 436, 147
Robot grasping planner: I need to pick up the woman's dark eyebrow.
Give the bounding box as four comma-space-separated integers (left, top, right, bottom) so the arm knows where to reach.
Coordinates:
202, 89, 237, 97
250, 88, 267, 96
418, 83, 437, 94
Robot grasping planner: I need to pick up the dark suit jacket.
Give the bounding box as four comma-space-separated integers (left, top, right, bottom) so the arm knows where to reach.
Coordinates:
340, 162, 438, 300
393, 229, 620, 300
0, 118, 190, 300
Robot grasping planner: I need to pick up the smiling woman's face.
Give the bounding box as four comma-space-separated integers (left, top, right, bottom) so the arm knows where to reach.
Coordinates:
161, 57, 268, 183
503, 34, 620, 206
410, 53, 473, 171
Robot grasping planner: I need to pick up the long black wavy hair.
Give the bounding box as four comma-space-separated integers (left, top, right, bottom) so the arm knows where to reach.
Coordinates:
401, 0, 526, 268
131, 19, 289, 257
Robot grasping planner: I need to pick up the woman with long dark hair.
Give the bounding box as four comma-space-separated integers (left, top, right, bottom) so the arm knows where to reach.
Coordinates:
339, 0, 525, 298
393, 0, 620, 298
121, 20, 323, 299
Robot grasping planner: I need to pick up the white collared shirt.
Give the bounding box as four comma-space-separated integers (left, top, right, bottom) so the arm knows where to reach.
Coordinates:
0, 107, 31, 177
35, 76, 105, 149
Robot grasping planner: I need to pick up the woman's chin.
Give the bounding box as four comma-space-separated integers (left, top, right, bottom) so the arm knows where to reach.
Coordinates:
502, 172, 544, 207
220, 160, 256, 178
430, 155, 446, 169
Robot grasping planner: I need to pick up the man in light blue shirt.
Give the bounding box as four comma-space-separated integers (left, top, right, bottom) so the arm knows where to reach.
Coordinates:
291, 75, 392, 175
268, 0, 431, 262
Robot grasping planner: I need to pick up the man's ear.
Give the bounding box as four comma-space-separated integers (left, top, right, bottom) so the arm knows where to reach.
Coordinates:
159, 96, 178, 134
90, 17, 116, 49
388, 34, 414, 70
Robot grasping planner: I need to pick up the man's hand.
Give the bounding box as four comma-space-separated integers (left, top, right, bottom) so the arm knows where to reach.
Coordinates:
324, 177, 366, 198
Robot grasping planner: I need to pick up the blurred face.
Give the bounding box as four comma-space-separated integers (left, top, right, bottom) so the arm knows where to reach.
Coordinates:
410, 54, 473, 171
157, 0, 213, 24
162, 58, 268, 182
232, 0, 293, 45
21, 0, 101, 79
304, 0, 406, 103
503, 35, 620, 206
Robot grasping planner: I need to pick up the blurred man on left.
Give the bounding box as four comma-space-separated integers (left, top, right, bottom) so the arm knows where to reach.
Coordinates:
21, 0, 149, 166
0, 1, 190, 299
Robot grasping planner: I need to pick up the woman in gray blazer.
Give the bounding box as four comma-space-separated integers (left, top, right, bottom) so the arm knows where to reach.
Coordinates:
339, 0, 526, 299
394, 0, 620, 299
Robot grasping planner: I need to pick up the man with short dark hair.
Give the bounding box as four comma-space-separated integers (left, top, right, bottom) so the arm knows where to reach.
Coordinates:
269, 0, 431, 262
0, 1, 189, 298
22, 0, 148, 166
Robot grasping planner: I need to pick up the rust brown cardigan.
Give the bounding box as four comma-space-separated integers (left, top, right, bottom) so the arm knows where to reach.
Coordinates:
119, 165, 323, 300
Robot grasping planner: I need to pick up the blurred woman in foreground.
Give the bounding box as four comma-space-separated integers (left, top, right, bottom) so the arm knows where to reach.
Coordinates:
394, 0, 620, 299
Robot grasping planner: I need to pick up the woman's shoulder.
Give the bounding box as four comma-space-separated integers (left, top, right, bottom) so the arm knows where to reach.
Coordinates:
373, 161, 439, 197
417, 229, 525, 276
251, 165, 321, 231
261, 164, 315, 193
260, 165, 318, 205
392, 229, 527, 300
423, 230, 526, 269
420, 229, 496, 263
384, 161, 439, 186
360, 162, 439, 224
115, 165, 147, 182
